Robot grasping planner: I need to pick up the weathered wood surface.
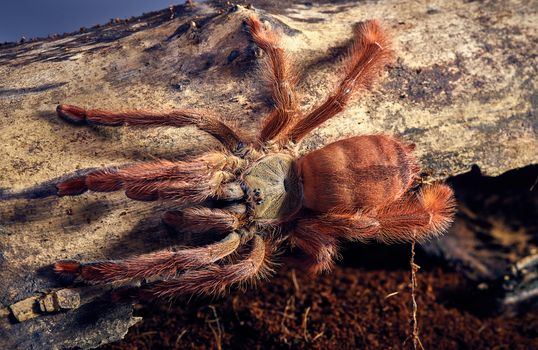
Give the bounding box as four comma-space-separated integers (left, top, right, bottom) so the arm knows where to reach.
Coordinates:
0, 0, 536, 348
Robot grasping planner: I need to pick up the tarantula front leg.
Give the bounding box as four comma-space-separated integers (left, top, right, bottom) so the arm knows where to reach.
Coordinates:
129, 235, 271, 300
283, 20, 394, 143
162, 206, 245, 234
246, 15, 300, 143
56, 105, 244, 152
1, 152, 245, 204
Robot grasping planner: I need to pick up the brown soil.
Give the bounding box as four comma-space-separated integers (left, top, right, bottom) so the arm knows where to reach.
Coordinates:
100, 246, 538, 350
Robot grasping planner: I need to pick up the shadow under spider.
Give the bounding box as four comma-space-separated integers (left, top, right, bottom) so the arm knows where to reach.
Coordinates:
0, 196, 115, 229
34, 110, 213, 161
0, 186, 177, 265
100, 215, 180, 259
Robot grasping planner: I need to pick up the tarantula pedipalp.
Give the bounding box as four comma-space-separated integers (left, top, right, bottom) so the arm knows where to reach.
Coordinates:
5, 15, 455, 300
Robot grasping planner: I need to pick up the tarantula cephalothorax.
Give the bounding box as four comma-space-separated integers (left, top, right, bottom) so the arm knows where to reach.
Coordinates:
12, 15, 456, 300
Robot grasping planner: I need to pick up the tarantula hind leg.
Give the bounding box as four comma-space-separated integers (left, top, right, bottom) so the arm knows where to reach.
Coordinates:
289, 224, 340, 274
370, 183, 456, 242
305, 183, 456, 243
292, 184, 455, 273
54, 230, 242, 285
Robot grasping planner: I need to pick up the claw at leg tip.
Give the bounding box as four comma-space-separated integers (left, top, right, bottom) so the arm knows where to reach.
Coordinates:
56, 104, 86, 124
54, 261, 81, 274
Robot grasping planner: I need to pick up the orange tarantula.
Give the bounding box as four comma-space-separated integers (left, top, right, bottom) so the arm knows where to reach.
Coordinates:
5, 15, 455, 300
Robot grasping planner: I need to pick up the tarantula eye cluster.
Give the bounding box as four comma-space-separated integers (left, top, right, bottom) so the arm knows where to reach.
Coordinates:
2, 13, 455, 300
252, 188, 264, 205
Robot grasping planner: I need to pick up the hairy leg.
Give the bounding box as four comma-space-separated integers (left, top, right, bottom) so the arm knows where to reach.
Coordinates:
300, 183, 455, 243
373, 183, 456, 242
121, 169, 237, 203
22, 152, 245, 204
246, 15, 300, 143
162, 207, 245, 234
291, 184, 455, 273
283, 20, 393, 143
57, 104, 244, 152
54, 231, 242, 284
289, 224, 339, 274
110, 235, 271, 300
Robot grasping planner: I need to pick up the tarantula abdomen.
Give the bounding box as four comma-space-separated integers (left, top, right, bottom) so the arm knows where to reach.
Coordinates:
297, 134, 419, 213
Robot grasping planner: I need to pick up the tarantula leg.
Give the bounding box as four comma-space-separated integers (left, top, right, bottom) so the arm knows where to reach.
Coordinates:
290, 184, 454, 274
151, 171, 241, 204
130, 235, 271, 300
6, 152, 244, 204
0, 167, 100, 200
162, 207, 245, 234
284, 20, 394, 143
56, 104, 244, 152
373, 183, 456, 242
246, 15, 300, 143
290, 224, 339, 274
303, 183, 456, 243
54, 232, 242, 284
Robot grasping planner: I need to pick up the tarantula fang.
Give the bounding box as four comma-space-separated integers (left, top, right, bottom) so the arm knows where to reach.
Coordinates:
6, 15, 456, 300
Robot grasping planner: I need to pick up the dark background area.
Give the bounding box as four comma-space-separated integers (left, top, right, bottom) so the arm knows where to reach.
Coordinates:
0, 0, 185, 43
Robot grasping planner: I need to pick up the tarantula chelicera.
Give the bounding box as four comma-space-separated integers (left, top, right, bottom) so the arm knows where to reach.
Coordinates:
19, 15, 456, 299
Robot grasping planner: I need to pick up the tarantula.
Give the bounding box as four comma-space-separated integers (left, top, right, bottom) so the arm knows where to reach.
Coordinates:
12, 15, 456, 300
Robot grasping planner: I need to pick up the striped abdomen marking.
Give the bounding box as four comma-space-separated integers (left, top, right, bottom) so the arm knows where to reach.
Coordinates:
297, 135, 419, 213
